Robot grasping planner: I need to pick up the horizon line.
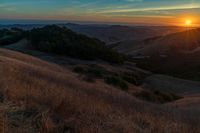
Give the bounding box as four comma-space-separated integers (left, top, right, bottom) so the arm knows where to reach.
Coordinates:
0, 18, 191, 27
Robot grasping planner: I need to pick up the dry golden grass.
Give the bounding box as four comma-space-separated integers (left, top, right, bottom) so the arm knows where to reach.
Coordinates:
0, 48, 199, 133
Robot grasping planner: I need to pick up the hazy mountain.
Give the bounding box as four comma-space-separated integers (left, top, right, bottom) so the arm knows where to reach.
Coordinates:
112, 28, 200, 81
113, 28, 200, 56
65, 23, 186, 44
0, 23, 186, 44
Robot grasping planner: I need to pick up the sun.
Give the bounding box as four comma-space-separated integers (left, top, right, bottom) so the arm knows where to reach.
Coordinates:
185, 19, 192, 26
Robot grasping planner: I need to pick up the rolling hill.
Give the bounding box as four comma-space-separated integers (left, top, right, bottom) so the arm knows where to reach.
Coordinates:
0, 25, 200, 133
113, 28, 200, 56
65, 24, 187, 44
1, 25, 125, 64
0, 48, 199, 133
112, 28, 200, 81
0, 23, 186, 44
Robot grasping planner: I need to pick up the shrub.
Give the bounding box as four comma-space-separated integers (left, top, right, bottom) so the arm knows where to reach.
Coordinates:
104, 76, 128, 90
135, 90, 182, 104
82, 76, 96, 83
87, 66, 106, 78
121, 72, 142, 86
73, 66, 132, 90
73, 66, 106, 78
73, 65, 108, 83
153, 90, 181, 103
73, 66, 85, 74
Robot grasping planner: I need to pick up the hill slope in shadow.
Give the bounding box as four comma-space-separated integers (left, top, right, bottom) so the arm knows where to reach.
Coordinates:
114, 28, 200, 55
0, 48, 199, 133
112, 28, 200, 81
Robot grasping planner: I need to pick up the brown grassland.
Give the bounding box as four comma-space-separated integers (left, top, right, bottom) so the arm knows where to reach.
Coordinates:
0, 48, 199, 133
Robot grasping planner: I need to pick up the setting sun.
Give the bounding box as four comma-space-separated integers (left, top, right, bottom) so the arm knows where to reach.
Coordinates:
185, 19, 192, 26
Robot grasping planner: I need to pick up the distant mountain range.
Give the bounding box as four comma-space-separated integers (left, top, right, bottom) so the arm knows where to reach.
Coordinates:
0, 23, 186, 44
113, 28, 200, 56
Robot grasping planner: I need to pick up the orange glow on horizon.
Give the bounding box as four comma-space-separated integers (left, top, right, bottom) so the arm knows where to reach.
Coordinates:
185, 19, 192, 26
178, 16, 199, 27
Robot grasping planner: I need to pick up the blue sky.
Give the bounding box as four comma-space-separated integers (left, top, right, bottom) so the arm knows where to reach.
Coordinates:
0, 0, 200, 25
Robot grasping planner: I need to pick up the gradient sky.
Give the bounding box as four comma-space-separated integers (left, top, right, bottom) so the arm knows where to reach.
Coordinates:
0, 0, 200, 25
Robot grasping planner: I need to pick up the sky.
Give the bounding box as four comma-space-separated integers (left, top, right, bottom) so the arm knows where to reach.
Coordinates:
0, 0, 200, 25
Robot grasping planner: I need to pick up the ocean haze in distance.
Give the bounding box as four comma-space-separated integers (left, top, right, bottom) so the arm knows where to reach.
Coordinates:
0, 19, 173, 26
0, 19, 88, 25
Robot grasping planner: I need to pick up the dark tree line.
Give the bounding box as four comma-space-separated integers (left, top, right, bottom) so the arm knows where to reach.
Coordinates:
25, 25, 125, 64
0, 28, 23, 46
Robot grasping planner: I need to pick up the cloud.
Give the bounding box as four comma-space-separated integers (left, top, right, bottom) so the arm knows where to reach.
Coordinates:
124, 0, 143, 2
76, 1, 101, 8
0, 3, 16, 11
97, 4, 200, 13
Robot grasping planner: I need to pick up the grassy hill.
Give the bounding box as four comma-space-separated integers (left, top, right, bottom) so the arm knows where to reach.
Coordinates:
0, 48, 199, 133
135, 52, 200, 81
113, 28, 200, 56
112, 28, 200, 81
0, 25, 200, 132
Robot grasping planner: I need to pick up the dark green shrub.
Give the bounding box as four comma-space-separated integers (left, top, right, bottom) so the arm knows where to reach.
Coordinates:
73, 66, 85, 73
73, 65, 109, 83
82, 76, 96, 83
105, 76, 128, 90
87, 66, 107, 78
121, 72, 142, 86
153, 90, 182, 103
135, 90, 182, 104
73, 66, 137, 90
73, 66, 106, 78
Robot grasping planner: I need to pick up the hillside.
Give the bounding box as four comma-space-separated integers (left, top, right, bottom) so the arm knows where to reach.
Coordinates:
113, 28, 200, 56
28, 25, 126, 64
0, 25, 200, 132
0, 25, 125, 64
0, 48, 199, 133
112, 28, 200, 81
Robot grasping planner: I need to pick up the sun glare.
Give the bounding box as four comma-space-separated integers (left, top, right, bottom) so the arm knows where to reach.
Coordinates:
185, 19, 192, 26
